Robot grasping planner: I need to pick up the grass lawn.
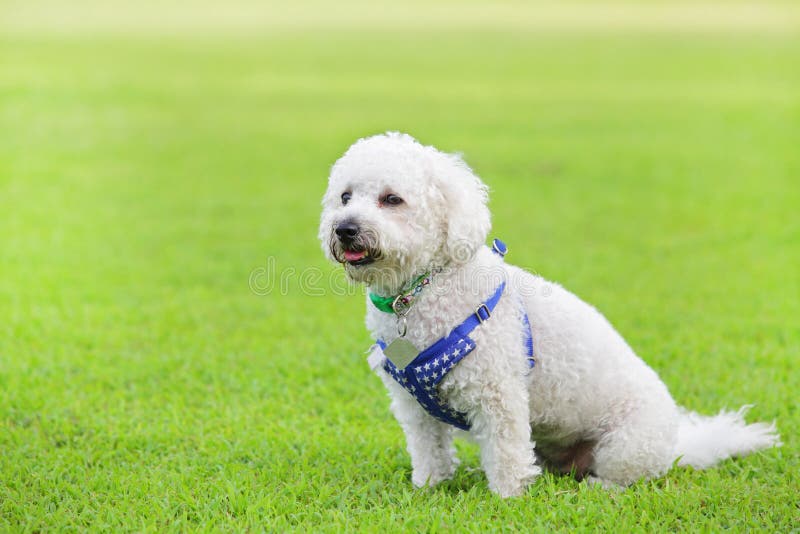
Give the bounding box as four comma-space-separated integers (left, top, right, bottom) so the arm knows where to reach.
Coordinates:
1, 1, 798, 531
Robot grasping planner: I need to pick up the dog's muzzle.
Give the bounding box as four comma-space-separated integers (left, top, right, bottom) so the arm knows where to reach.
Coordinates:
330, 220, 379, 266
335, 221, 360, 247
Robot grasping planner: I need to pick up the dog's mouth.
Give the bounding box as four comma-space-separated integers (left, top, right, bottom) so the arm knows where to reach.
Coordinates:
343, 248, 375, 266
330, 226, 381, 267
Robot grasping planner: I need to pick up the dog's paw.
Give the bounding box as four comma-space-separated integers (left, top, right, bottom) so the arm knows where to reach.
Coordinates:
411, 464, 457, 488
488, 464, 542, 498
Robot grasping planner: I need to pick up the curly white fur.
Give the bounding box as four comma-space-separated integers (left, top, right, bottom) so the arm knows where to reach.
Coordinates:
319, 132, 780, 497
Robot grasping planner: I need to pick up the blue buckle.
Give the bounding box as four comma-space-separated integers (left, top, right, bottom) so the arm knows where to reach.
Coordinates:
492, 238, 507, 257
475, 303, 491, 323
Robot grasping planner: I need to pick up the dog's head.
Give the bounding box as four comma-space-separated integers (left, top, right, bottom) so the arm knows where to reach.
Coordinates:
319, 132, 491, 293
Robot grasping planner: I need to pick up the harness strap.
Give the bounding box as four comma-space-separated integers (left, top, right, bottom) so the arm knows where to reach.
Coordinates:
375, 238, 535, 430
493, 239, 535, 366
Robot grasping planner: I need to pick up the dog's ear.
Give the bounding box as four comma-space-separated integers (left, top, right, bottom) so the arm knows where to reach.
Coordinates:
432, 152, 491, 263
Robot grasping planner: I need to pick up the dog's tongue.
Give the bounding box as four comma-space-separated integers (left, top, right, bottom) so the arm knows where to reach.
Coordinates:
344, 250, 367, 262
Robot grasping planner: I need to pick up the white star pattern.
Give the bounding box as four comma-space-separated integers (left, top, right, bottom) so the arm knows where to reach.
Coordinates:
382, 335, 480, 430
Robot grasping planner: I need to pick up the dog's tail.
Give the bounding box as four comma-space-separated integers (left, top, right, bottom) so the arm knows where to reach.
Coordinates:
674, 405, 780, 469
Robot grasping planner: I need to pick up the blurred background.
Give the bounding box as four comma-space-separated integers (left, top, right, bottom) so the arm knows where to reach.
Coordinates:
1, 0, 798, 529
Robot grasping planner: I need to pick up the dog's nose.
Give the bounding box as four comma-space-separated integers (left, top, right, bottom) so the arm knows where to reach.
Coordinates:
335, 221, 360, 241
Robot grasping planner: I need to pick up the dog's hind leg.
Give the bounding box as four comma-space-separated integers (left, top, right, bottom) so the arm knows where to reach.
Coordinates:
381, 375, 459, 487
587, 402, 678, 487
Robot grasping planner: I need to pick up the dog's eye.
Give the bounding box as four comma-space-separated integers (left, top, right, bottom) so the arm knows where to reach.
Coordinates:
380, 194, 404, 206
341, 191, 352, 205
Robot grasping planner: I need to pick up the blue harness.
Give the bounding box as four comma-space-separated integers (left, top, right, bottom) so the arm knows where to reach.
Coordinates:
376, 239, 534, 430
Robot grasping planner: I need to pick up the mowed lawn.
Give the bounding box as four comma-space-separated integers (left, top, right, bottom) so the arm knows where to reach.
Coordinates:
1, 2, 799, 531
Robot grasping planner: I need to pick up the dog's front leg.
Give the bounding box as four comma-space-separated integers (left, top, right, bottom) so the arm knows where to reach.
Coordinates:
380, 375, 459, 487
470, 375, 541, 497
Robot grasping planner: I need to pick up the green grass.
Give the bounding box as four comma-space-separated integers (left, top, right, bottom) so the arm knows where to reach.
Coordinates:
1, 1, 798, 531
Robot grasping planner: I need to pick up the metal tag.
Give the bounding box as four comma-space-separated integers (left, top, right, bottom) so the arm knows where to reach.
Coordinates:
384, 337, 419, 369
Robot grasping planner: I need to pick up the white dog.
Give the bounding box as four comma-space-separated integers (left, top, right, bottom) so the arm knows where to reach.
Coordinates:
319, 132, 780, 497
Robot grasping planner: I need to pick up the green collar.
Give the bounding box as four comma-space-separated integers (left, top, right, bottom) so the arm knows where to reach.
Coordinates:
369, 271, 434, 315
